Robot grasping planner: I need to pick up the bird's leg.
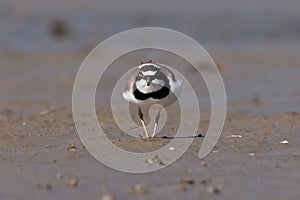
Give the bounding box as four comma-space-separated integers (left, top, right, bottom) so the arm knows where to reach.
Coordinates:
138, 107, 149, 138
151, 110, 161, 138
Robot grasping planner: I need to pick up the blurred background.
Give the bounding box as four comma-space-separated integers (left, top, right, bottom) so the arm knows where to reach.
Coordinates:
1, 0, 300, 52
1, 0, 300, 115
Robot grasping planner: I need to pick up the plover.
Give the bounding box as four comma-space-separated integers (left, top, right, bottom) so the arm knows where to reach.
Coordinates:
122, 61, 183, 138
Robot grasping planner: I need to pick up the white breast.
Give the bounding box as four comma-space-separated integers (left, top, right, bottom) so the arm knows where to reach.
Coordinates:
135, 79, 164, 93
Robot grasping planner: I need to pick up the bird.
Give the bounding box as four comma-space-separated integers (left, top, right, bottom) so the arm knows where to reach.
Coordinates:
122, 60, 183, 138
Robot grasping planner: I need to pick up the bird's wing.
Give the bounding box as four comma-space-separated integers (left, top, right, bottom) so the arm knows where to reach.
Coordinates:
158, 64, 183, 95
125, 68, 139, 91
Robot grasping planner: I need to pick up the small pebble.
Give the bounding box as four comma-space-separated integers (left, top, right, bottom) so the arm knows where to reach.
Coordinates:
133, 184, 149, 194
67, 144, 77, 151
67, 178, 78, 188
200, 179, 209, 185
199, 160, 207, 167
197, 133, 204, 137
178, 179, 195, 185
175, 179, 195, 191
50, 20, 70, 38
39, 107, 54, 116
38, 183, 52, 190
101, 194, 115, 200
206, 186, 221, 195
280, 140, 288, 144
226, 134, 242, 138
145, 155, 165, 165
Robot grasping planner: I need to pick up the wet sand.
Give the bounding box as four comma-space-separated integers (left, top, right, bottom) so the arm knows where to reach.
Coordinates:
1, 0, 300, 199
1, 49, 300, 200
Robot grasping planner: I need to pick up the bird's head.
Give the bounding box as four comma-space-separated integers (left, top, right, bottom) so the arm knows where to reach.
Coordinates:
135, 61, 166, 94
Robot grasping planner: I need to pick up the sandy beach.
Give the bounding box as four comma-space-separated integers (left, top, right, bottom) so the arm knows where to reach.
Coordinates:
1, 0, 300, 199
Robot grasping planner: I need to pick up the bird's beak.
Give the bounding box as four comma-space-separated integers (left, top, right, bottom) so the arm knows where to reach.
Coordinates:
146, 77, 151, 86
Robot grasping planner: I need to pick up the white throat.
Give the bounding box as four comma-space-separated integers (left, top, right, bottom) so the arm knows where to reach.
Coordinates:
135, 79, 165, 93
